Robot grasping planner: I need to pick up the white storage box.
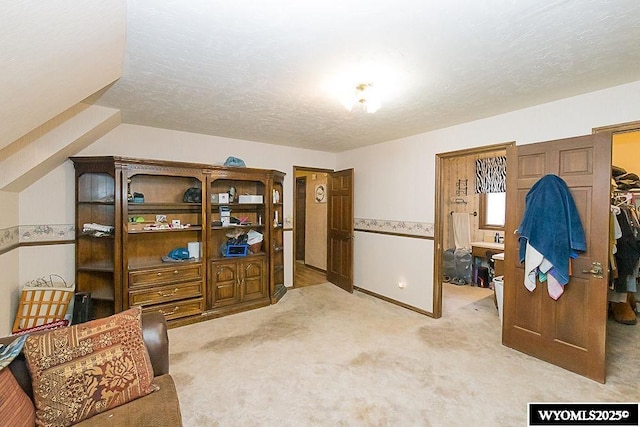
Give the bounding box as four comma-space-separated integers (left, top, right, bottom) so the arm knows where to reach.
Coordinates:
239, 195, 263, 204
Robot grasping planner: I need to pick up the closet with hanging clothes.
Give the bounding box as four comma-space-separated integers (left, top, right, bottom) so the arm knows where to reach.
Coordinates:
609, 132, 640, 325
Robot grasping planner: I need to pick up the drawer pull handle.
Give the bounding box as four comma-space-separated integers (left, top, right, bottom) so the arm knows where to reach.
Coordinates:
157, 288, 179, 297
157, 272, 162, 276
159, 306, 180, 316
173, 270, 179, 274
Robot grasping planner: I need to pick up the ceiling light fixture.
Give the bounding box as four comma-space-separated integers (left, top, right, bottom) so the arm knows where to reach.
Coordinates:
343, 83, 381, 113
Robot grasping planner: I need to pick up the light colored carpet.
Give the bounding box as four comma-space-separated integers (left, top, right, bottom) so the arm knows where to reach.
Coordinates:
168, 283, 639, 426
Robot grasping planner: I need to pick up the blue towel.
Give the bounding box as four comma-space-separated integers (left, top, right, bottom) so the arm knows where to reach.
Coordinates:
518, 174, 586, 285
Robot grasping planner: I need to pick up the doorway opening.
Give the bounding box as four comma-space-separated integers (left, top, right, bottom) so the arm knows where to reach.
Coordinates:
433, 142, 513, 318
594, 121, 640, 333
293, 166, 332, 288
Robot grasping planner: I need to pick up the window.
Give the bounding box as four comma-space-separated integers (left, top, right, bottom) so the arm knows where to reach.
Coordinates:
479, 192, 505, 230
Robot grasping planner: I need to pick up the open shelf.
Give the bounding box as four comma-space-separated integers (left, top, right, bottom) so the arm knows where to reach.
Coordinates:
128, 225, 203, 234
211, 224, 265, 230
211, 203, 265, 209
128, 256, 203, 271
77, 261, 115, 272
78, 200, 115, 206
209, 252, 266, 262
128, 202, 201, 212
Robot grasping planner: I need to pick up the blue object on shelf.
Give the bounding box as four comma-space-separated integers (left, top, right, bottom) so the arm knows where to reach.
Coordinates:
223, 156, 246, 167
225, 244, 248, 257
168, 247, 190, 260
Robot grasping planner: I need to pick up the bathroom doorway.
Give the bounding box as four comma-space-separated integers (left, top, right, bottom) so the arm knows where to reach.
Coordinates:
433, 142, 513, 318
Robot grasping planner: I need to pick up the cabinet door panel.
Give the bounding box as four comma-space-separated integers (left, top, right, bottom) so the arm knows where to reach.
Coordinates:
241, 259, 267, 301
211, 261, 239, 307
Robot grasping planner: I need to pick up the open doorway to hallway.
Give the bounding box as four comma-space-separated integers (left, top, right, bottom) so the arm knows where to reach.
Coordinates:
293, 166, 332, 288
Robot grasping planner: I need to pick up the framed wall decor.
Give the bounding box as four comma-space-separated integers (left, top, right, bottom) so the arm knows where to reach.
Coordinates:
314, 184, 326, 203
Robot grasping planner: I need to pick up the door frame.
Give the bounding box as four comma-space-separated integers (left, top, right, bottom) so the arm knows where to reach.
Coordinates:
593, 119, 640, 136
295, 176, 307, 262
292, 166, 333, 288
433, 142, 514, 318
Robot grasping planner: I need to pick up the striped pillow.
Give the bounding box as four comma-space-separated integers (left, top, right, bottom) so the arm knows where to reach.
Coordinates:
0, 367, 36, 427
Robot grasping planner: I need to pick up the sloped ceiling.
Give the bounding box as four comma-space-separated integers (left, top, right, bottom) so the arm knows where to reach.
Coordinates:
92, 0, 640, 152
1, 0, 125, 152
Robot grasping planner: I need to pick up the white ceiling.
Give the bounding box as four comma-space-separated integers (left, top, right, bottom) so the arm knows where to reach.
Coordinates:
92, 0, 640, 153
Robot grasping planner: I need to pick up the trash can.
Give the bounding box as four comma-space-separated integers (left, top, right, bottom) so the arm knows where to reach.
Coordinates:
493, 276, 504, 325
476, 266, 489, 288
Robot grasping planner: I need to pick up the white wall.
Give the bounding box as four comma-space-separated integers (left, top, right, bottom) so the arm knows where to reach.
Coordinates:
0, 191, 19, 336
1, 0, 125, 150
19, 163, 76, 289
338, 80, 640, 314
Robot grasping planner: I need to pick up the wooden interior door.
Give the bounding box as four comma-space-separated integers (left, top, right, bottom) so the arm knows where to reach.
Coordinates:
295, 176, 306, 261
503, 132, 611, 382
327, 169, 354, 293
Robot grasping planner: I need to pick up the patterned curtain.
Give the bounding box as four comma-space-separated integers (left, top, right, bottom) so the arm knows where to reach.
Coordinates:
475, 156, 506, 193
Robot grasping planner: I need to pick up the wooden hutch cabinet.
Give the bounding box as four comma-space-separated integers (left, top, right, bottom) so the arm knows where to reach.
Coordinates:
71, 156, 286, 327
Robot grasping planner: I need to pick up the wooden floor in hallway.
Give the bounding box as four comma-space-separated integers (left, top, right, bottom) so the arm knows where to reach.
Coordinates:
294, 261, 327, 288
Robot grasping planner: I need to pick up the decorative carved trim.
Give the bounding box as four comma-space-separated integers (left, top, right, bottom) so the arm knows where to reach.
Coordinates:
354, 218, 434, 238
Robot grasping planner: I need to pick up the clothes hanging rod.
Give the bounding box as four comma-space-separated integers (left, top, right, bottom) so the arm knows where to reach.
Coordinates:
450, 211, 477, 216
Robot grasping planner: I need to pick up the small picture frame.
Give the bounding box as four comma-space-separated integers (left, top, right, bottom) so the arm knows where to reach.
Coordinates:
155, 214, 167, 223
218, 193, 229, 204
171, 219, 181, 227
314, 184, 326, 203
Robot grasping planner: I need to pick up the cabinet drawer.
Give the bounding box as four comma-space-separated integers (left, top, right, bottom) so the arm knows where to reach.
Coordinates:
129, 263, 203, 287
142, 297, 204, 321
129, 281, 202, 307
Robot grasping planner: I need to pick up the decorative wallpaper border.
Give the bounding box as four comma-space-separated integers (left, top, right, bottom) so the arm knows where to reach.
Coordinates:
3, 219, 435, 249
19, 224, 75, 243
0, 226, 20, 252
0, 224, 75, 253
354, 218, 434, 239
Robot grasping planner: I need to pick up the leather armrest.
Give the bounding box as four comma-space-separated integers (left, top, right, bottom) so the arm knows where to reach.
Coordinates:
141, 311, 170, 376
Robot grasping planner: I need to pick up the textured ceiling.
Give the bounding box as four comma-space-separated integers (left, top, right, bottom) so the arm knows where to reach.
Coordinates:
92, 0, 640, 153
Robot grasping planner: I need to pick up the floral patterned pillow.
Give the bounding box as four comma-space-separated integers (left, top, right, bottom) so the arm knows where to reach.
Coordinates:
23, 307, 156, 427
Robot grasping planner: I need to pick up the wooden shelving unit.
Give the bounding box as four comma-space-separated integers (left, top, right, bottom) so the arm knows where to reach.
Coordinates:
71, 156, 286, 327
